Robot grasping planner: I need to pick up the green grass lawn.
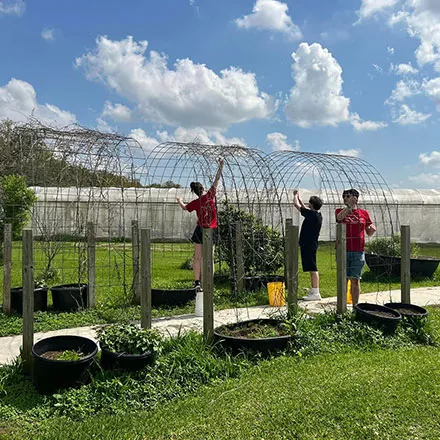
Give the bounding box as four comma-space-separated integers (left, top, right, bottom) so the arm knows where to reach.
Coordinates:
1, 308, 440, 440
0, 241, 439, 336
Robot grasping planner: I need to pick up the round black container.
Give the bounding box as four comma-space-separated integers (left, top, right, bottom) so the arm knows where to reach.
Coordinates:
51, 283, 88, 312
354, 303, 402, 332
32, 335, 98, 394
384, 302, 428, 320
151, 287, 196, 306
10, 287, 48, 314
243, 275, 285, 292
214, 318, 291, 354
100, 345, 155, 371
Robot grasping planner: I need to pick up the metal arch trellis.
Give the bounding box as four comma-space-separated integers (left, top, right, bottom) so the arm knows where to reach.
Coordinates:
0, 119, 148, 315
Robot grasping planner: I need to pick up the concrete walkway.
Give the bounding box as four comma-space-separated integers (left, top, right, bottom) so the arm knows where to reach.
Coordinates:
1, 286, 439, 365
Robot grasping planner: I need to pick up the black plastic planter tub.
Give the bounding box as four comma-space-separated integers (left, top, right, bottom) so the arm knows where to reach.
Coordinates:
152, 287, 196, 306
354, 303, 402, 332
243, 275, 285, 292
10, 287, 48, 314
32, 335, 98, 394
214, 318, 291, 354
384, 302, 428, 319
100, 345, 155, 371
51, 283, 88, 312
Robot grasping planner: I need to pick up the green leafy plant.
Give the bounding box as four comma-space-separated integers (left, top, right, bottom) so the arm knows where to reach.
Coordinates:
97, 323, 163, 355
365, 234, 420, 257
56, 350, 83, 361
217, 202, 284, 276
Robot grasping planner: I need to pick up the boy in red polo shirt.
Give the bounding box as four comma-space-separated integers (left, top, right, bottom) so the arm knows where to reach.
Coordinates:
335, 189, 376, 306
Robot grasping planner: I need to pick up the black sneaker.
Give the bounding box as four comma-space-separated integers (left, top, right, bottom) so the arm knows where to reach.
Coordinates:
194, 280, 202, 291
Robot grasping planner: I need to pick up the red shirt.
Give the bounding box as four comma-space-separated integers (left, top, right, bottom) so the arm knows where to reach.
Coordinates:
186, 187, 217, 228
335, 208, 372, 252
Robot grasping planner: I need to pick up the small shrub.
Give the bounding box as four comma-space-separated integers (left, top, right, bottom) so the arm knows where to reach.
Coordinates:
97, 323, 162, 355
365, 234, 420, 257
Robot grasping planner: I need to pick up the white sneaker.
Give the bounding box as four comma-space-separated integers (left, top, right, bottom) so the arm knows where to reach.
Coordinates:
301, 292, 322, 301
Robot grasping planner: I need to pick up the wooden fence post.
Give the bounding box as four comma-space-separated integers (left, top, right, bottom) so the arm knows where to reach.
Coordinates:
131, 220, 140, 303
3, 224, 12, 314
284, 218, 293, 291
22, 229, 34, 374
202, 228, 214, 343
401, 224, 411, 303
235, 221, 245, 294
336, 223, 347, 314
286, 224, 299, 316
86, 222, 96, 308
140, 228, 152, 329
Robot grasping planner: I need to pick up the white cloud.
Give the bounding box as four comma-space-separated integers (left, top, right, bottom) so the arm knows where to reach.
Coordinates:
387, 46, 395, 54
357, 0, 399, 20
409, 172, 440, 185
325, 148, 361, 157
423, 77, 440, 110
266, 132, 299, 151
0, 0, 25, 15
0, 78, 76, 126
128, 128, 159, 152
285, 43, 350, 127
102, 101, 132, 122
41, 27, 55, 41
350, 113, 388, 131
285, 43, 386, 131
391, 63, 418, 75
96, 117, 114, 133
372, 63, 383, 73
235, 0, 302, 40
385, 79, 421, 103
419, 151, 440, 167
76, 36, 275, 130
393, 104, 431, 124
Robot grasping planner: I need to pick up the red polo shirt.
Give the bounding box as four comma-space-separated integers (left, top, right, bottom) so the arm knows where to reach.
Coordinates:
335, 208, 372, 252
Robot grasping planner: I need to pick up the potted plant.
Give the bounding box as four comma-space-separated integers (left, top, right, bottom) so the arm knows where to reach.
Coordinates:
151, 281, 197, 307
31, 335, 98, 394
50, 283, 88, 312
217, 202, 284, 292
365, 235, 440, 277
354, 303, 401, 333
97, 323, 162, 372
214, 318, 292, 354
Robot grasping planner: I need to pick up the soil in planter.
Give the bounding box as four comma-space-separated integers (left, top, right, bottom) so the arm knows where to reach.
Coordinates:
391, 307, 422, 316
220, 322, 289, 339
367, 310, 398, 319
41, 350, 85, 361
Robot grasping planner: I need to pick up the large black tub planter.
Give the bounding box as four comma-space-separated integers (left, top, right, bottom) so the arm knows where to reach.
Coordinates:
10, 286, 48, 314
354, 303, 402, 333
97, 323, 162, 372
214, 318, 292, 354
32, 335, 98, 394
151, 287, 196, 307
384, 302, 428, 321
51, 283, 88, 312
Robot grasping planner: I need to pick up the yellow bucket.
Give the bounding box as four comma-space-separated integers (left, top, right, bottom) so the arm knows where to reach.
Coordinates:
347, 279, 352, 305
268, 282, 286, 307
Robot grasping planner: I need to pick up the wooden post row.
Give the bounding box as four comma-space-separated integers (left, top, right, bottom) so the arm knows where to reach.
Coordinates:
401, 225, 411, 303
140, 228, 152, 329
286, 223, 299, 316
202, 228, 214, 343
22, 229, 34, 374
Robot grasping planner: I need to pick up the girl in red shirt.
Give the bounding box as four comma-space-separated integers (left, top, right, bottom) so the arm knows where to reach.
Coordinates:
177, 159, 224, 288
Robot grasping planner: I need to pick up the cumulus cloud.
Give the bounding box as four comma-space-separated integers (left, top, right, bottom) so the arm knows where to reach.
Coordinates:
393, 104, 431, 124
387, 46, 395, 54
285, 43, 386, 131
235, 0, 302, 40
76, 36, 275, 130
385, 79, 421, 103
419, 151, 440, 167
0, 0, 25, 15
325, 148, 361, 157
0, 78, 76, 126
41, 27, 55, 41
391, 63, 418, 75
357, 0, 399, 20
102, 101, 132, 122
128, 128, 160, 152
266, 132, 299, 151
409, 172, 440, 185
423, 77, 440, 110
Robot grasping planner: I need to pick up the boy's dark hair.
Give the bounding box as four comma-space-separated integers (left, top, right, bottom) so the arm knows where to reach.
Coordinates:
342, 188, 359, 199
309, 196, 323, 210
190, 182, 204, 197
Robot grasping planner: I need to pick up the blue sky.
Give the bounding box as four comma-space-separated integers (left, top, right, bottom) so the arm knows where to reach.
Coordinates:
1, 0, 440, 188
